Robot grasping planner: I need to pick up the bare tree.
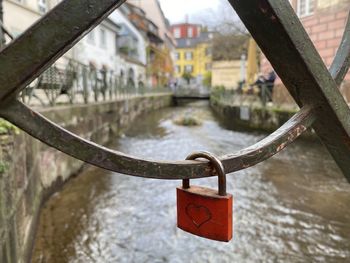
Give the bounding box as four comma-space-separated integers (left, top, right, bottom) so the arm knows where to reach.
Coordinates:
212, 33, 249, 61
191, 0, 247, 35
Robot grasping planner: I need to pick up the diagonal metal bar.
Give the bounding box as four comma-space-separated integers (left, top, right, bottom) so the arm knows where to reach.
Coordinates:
330, 13, 350, 86
0, 100, 314, 179
228, 0, 350, 181
0, 0, 126, 103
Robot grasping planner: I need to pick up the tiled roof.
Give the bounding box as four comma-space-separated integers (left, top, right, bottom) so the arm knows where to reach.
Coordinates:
176, 32, 212, 48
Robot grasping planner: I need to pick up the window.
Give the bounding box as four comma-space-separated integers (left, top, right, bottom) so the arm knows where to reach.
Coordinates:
185, 65, 193, 73
100, 29, 106, 48
87, 30, 95, 44
12, 29, 23, 38
174, 52, 180, 60
149, 50, 156, 62
185, 51, 193, 60
175, 65, 181, 73
38, 0, 47, 14
297, 0, 315, 17
188, 27, 193, 38
205, 63, 212, 71
148, 23, 157, 34
174, 28, 181, 38
134, 7, 145, 16
120, 5, 131, 15
205, 47, 212, 56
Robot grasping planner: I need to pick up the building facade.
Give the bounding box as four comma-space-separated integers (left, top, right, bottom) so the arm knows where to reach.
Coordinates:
120, 2, 174, 87
171, 23, 201, 39
2, 0, 150, 88
128, 0, 176, 49
108, 9, 148, 87
261, 0, 350, 103
211, 60, 242, 89
3, 0, 52, 37
172, 24, 212, 85
128, 0, 176, 86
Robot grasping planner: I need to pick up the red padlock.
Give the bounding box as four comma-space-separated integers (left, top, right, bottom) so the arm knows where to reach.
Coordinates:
177, 151, 233, 242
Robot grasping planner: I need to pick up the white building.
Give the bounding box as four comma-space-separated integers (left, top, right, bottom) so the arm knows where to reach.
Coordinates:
128, 0, 176, 51
2, 0, 148, 87
128, 0, 176, 69
74, 19, 120, 71
108, 9, 148, 87
3, 0, 51, 37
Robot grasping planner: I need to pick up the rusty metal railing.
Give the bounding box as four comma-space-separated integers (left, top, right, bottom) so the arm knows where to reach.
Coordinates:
20, 58, 169, 106
0, 0, 349, 182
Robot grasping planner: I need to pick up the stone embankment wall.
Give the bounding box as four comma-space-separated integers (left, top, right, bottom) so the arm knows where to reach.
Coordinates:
0, 94, 172, 263
210, 97, 314, 137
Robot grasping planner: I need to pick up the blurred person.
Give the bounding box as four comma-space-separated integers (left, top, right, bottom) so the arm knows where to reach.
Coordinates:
265, 70, 276, 102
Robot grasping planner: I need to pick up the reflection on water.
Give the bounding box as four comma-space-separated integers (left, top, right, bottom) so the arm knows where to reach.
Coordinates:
32, 102, 350, 262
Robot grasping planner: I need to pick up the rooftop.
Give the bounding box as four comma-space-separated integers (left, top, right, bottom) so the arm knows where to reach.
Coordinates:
175, 32, 213, 48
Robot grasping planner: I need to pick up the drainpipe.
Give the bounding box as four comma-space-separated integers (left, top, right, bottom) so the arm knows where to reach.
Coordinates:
0, 0, 4, 48
240, 54, 246, 82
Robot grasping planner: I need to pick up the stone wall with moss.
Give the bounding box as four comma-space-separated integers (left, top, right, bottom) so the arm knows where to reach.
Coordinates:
210, 96, 314, 136
0, 94, 172, 263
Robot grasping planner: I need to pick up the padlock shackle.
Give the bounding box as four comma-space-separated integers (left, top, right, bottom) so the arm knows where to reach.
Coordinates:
183, 151, 226, 196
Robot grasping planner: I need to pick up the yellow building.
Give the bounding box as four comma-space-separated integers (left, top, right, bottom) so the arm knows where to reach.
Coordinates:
174, 33, 212, 83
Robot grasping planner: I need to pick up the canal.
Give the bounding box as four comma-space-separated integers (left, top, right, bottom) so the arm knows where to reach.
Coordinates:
32, 102, 350, 262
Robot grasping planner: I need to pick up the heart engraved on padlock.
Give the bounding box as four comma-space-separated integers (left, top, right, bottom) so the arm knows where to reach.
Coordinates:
177, 151, 233, 242
185, 203, 212, 228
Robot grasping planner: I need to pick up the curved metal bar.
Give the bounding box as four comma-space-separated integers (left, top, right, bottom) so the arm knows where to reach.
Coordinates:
0, 100, 315, 179
221, 106, 315, 173
0, 0, 126, 102
330, 12, 350, 86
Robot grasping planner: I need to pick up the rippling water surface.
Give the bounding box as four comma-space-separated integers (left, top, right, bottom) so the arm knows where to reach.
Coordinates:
32, 102, 350, 262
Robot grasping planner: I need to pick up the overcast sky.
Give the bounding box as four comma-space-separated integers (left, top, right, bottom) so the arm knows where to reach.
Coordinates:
158, 0, 221, 24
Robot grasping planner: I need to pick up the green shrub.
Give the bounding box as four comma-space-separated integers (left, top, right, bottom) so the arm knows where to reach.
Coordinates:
0, 161, 9, 174
0, 119, 19, 135
203, 72, 212, 87
173, 115, 202, 126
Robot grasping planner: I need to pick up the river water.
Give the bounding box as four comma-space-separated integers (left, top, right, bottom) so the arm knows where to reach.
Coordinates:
32, 102, 350, 262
